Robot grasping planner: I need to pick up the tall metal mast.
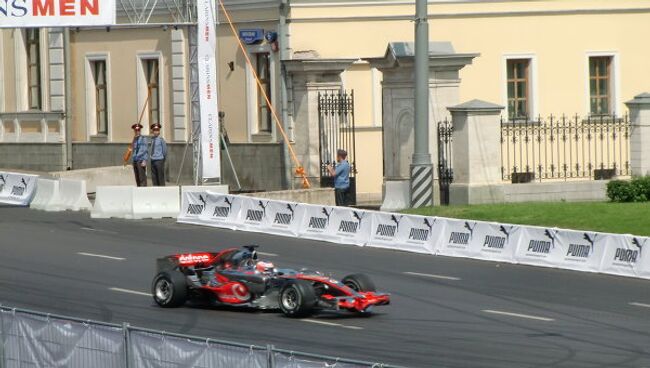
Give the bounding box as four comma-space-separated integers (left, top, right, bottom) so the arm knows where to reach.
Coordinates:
410, 0, 434, 208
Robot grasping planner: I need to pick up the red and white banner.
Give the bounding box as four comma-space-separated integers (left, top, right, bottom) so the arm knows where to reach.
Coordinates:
0, 0, 116, 27
196, 0, 221, 179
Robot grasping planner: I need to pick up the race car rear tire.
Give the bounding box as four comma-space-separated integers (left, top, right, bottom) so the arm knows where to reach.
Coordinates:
279, 280, 317, 318
342, 274, 376, 292
152, 271, 188, 308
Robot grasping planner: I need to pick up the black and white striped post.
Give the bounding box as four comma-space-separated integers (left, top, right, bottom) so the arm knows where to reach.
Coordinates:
410, 0, 434, 208
411, 165, 434, 208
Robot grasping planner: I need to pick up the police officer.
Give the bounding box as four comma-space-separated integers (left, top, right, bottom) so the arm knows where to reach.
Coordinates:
327, 149, 351, 206
131, 123, 149, 187
149, 123, 168, 187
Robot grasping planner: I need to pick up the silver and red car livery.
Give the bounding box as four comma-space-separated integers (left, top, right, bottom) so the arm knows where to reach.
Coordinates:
152, 246, 390, 317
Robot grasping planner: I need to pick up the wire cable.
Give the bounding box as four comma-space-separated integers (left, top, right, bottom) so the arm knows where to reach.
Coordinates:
217, 0, 311, 188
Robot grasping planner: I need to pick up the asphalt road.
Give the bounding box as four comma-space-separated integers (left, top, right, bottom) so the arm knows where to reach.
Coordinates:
1, 206, 650, 368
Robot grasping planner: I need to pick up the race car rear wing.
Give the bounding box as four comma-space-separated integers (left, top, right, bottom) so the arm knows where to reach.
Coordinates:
156, 253, 221, 272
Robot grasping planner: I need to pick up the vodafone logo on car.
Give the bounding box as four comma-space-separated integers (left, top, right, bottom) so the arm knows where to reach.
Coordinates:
177, 253, 211, 264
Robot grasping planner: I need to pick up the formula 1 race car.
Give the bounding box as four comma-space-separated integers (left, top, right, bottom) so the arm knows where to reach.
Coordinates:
151, 246, 390, 317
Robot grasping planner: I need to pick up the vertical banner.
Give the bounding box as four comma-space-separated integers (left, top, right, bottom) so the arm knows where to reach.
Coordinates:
197, 0, 221, 179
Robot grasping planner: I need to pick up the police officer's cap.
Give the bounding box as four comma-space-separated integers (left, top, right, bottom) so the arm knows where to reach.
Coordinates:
151, 123, 162, 130
131, 123, 143, 130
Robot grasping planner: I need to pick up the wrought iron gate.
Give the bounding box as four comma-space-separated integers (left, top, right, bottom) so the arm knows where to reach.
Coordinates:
318, 90, 357, 205
437, 120, 453, 205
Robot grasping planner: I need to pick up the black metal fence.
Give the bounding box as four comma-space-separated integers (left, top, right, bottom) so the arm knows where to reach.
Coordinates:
501, 115, 630, 183
437, 120, 454, 205
318, 90, 357, 204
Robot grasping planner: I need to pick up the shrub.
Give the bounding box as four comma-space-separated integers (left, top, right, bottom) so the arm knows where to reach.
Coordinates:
607, 178, 650, 202
632, 176, 650, 200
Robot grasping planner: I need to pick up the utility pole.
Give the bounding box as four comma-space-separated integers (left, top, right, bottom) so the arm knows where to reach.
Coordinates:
63, 28, 73, 171
410, 0, 433, 208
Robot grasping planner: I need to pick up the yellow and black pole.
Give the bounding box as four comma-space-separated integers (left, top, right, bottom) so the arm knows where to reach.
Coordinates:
410, 0, 434, 208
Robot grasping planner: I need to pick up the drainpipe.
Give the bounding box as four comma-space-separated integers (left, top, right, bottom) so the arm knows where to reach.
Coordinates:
63, 28, 73, 170
279, 0, 294, 189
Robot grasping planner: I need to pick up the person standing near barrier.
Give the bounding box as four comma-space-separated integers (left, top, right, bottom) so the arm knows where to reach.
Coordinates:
149, 123, 168, 186
131, 123, 149, 187
327, 149, 351, 206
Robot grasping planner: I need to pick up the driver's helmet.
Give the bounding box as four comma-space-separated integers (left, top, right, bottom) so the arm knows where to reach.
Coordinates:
256, 261, 274, 273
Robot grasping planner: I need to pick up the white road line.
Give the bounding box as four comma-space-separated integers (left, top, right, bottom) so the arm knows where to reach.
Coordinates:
258, 252, 278, 257
301, 319, 363, 330
109, 287, 151, 297
482, 309, 555, 322
80, 227, 117, 234
78, 252, 125, 261
629, 302, 650, 309
404, 271, 461, 281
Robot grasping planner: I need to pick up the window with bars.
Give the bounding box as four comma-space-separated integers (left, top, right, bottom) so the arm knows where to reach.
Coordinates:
589, 56, 612, 115
506, 59, 530, 120
144, 59, 160, 126
91, 60, 108, 135
26, 29, 41, 110
256, 53, 272, 133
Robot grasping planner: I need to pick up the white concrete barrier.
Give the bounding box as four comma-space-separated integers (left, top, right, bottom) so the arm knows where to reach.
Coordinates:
181, 185, 229, 194
51, 166, 134, 193
30, 178, 63, 211
132, 186, 181, 219
59, 179, 92, 211
91, 186, 134, 219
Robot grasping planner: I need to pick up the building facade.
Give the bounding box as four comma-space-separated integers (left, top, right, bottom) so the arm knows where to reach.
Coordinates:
0, 0, 648, 198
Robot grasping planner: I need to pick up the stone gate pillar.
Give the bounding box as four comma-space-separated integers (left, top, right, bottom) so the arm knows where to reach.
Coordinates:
626, 93, 650, 176
448, 100, 505, 205
285, 59, 354, 188
366, 42, 478, 210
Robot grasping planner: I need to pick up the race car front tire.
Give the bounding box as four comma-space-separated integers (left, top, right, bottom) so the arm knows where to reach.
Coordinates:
152, 271, 188, 308
342, 273, 376, 292
279, 280, 317, 318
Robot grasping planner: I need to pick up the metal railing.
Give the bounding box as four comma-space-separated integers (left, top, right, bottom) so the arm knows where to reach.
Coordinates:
501, 115, 630, 183
437, 120, 454, 205
0, 305, 397, 368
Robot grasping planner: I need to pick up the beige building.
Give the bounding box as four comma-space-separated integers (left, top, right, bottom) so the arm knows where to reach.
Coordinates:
0, 0, 648, 199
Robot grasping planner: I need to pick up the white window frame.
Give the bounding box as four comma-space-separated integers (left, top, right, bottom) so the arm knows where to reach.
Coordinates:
585, 51, 620, 116
136, 51, 164, 136
502, 53, 538, 120
14, 29, 48, 112
245, 44, 276, 141
84, 53, 112, 140
0, 31, 5, 113
371, 67, 382, 127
